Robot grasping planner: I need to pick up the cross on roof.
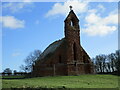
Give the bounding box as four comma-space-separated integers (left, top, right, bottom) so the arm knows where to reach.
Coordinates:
69, 6, 72, 11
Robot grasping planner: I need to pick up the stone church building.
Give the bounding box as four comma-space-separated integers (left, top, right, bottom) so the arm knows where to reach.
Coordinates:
32, 8, 94, 76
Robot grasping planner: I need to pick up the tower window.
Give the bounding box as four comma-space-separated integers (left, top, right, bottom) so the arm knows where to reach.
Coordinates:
70, 21, 74, 26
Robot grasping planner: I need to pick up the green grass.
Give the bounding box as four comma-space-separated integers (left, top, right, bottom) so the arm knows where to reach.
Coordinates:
2, 75, 120, 88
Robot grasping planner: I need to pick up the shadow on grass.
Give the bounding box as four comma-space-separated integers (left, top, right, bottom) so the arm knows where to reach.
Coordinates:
97, 71, 120, 76
1, 75, 26, 79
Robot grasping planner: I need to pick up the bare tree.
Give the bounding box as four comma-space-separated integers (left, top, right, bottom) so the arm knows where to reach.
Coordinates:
19, 64, 28, 72
93, 50, 120, 74
22, 50, 42, 72
108, 53, 116, 72
106, 62, 111, 72
95, 55, 103, 73
101, 55, 106, 73
94, 54, 107, 73
92, 57, 100, 73
115, 50, 120, 72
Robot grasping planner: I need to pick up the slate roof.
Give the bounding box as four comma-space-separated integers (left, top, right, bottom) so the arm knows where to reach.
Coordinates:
40, 38, 65, 60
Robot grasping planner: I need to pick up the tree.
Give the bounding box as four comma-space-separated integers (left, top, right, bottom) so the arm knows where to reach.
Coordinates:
20, 50, 42, 73
94, 54, 107, 73
13, 70, 17, 75
19, 64, 28, 73
115, 50, 120, 73
92, 57, 100, 73
95, 55, 103, 73
108, 53, 116, 72
106, 62, 111, 72
3, 68, 12, 76
93, 50, 120, 74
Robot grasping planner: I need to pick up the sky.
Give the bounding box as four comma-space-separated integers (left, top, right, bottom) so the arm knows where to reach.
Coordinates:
0, 1, 118, 72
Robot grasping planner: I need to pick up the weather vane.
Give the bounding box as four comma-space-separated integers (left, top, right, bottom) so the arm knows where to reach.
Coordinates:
69, 6, 72, 11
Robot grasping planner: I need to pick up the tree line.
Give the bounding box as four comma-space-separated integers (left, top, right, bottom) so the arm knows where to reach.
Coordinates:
1, 68, 27, 76
92, 50, 120, 74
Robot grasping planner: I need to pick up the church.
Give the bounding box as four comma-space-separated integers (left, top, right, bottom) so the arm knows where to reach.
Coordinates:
32, 7, 94, 76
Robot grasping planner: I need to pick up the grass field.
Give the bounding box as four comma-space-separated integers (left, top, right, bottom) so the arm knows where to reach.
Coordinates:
1, 75, 120, 88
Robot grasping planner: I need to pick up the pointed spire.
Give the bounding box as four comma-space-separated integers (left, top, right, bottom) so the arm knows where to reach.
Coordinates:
64, 6, 79, 22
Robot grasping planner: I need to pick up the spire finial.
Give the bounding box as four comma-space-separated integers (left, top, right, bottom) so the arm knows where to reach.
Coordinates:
69, 6, 72, 11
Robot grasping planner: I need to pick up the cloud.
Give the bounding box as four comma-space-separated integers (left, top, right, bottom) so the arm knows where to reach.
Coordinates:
0, 16, 25, 29
46, 1, 118, 36
45, 0, 88, 17
2, 2, 33, 13
97, 4, 105, 12
12, 52, 21, 57
82, 10, 118, 36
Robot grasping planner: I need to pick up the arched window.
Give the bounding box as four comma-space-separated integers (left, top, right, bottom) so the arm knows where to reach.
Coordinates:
59, 55, 62, 63
69, 18, 76, 27
73, 43, 77, 60
70, 21, 74, 26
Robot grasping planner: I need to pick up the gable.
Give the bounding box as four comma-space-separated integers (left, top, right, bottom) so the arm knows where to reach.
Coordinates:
64, 10, 79, 22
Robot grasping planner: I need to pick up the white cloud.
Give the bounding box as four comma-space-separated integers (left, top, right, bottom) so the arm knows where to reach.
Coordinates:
2, 2, 33, 13
88, 9, 97, 13
0, 16, 25, 29
97, 4, 105, 12
83, 24, 117, 36
104, 14, 117, 24
45, 0, 88, 17
85, 13, 101, 24
46, 1, 118, 36
12, 52, 21, 57
82, 10, 118, 36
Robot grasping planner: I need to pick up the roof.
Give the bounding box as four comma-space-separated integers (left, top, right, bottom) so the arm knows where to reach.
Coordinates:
40, 38, 65, 60
64, 10, 79, 22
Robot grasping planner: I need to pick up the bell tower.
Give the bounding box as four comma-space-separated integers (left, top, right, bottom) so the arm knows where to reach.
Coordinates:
64, 6, 80, 45
64, 6, 82, 64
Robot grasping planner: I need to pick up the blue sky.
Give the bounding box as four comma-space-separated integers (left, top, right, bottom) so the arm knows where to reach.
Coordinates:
1, 1, 118, 72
